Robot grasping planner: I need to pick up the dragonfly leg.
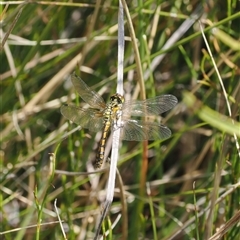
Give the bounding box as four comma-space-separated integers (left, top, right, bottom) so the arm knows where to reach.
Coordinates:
106, 157, 111, 165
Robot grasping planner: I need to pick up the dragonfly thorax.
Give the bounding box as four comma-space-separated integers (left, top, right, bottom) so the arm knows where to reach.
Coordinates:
103, 93, 124, 122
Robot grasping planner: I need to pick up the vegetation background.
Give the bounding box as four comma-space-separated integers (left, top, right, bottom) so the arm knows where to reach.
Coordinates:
1, 0, 239, 239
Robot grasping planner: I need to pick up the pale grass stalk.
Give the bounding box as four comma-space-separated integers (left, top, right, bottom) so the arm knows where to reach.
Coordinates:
93, 1, 124, 239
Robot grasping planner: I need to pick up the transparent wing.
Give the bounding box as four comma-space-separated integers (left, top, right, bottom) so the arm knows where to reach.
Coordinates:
121, 120, 172, 141
122, 95, 178, 117
71, 73, 106, 109
61, 104, 104, 132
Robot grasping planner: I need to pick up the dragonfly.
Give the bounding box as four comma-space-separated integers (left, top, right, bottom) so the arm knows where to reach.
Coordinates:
61, 73, 178, 169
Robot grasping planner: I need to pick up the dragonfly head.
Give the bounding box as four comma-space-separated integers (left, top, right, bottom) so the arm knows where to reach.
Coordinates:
110, 93, 124, 104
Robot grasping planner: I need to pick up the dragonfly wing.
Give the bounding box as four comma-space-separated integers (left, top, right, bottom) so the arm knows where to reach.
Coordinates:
61, 104, 104, 132
71, 73, 106, 109
121, 120, 172, 141
122, 95, 178, 117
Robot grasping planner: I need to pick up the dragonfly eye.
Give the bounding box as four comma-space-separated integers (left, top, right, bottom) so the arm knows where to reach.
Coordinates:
110, 94, 124, 104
